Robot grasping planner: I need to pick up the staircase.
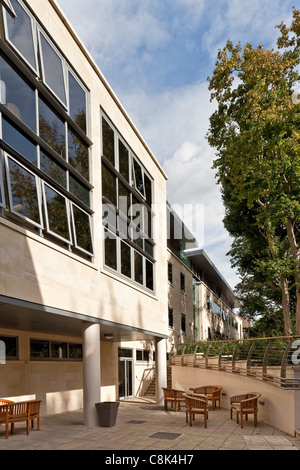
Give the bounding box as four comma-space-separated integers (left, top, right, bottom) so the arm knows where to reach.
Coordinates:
143, 365, 172, 396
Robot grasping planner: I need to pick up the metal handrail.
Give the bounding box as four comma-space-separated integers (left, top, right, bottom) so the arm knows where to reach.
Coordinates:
169, 335, 300, 390
135, 367, 155, 397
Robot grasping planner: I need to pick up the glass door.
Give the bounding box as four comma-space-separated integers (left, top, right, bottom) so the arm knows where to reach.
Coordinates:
118, 348, 133, 399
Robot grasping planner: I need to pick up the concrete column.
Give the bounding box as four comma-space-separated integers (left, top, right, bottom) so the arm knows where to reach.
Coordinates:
82, 322, 101, 426
155, 337, 167, 406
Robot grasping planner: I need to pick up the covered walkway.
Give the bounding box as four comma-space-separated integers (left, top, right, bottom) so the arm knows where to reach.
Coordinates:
0, 398, 299, 451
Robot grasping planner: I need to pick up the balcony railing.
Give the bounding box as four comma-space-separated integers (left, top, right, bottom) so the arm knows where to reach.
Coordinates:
169, 336, 300, 390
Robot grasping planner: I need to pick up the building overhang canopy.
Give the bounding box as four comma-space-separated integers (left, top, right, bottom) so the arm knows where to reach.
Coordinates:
0, 295, 166, 342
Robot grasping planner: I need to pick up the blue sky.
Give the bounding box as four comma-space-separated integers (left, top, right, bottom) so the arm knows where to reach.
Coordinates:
57, 0, 297, 290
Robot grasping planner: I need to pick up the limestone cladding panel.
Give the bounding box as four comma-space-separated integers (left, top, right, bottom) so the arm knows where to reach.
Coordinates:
167, 251, 194, 347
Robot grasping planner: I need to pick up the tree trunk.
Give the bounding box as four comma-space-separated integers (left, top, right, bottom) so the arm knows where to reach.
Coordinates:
280, 275, 292, 335
286, 218, 300, 334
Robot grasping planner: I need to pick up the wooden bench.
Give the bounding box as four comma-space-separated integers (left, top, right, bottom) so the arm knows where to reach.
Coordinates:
0, 399, 42, 439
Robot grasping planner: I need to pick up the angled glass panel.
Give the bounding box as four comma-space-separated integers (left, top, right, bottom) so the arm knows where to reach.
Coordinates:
104, 228, 117, 271
39, 96, 66, 159
0, 154, 5, 208
39, 31, 66, 105
121, 241, 131, 279
146, 259, 154, 291
119, 139, 129, 182
2, 116, 36, 164
68, 71, 86, 133
102, 116, 115, 165
40, 150, 66, 188
0, 55, 36, 131
6, 156, 42, 227
134, 251, 143, 285
0, 0, 16, 18
144, 173, 152, 206
71, 203, 93, 255
68, 128, 89, 180
69, 175, 90, 207
133, 158, 144, 197
4, 0, 37, 72
43, 183, 71, 242
102, 165, 116, 206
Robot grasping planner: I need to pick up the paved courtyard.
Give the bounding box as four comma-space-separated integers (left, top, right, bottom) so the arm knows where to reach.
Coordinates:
0, 397, 299, 451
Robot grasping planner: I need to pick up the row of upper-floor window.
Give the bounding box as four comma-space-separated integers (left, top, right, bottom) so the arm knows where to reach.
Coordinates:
168, 262, 186, 292
0, 150, 94, 256
1, 0, 88, 132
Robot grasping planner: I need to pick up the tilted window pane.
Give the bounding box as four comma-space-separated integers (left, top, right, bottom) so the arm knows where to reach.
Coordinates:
5, 0, 37, 71
133, 158, 144, 196
68, 129, 89, 180
144, 173, 152, 206
104, 228, 117, 271
69, 175, 90, 207
102, 165, 116, 206
118, 180, 130, 216
119, 139, 129, 181
7, 157, 41, 226
40, 150, 67, 188
39, 96, 66, 159
102, 117, 115, 165
2, 116, 36, 164
146, 259, 154, 291
134, 251, 143, 285
43, 183, 70, 242
39, 33, 66, 105
0, 55, 36, 131
68, 71, 86, 133
121, 241, 131, 278
72, 204, 93, 255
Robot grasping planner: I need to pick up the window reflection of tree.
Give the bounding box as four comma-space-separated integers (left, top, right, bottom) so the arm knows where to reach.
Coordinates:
72, 205, 92, 254
68, 129, 88, 179
40, 151, 66, 188
9, 162, 40, 225
44, 186, 69, 241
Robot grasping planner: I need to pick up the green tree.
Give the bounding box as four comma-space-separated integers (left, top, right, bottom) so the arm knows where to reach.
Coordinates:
207, 8, 300, 335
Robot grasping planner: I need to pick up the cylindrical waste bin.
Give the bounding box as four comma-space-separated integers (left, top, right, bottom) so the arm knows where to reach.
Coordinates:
95, 401, 119, 427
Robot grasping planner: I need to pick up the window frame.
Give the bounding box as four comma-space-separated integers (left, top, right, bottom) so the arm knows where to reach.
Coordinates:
168, 307, 174, 329
168, 262, 173, 284
1, 0, 16, 18
0, 334, 18, 360
2, 0, 39, 75
181, 313, 186, 333
67, 68, 88, 135
42, 180, 72, 244
5, 152, 43, 228
37, 27, 67, 108
0, 152, 5, 209
70, 201, 94, 256
30, 338, 82, 361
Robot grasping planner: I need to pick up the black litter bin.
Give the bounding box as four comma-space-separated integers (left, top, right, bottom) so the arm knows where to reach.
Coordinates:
95, 401, 119, 427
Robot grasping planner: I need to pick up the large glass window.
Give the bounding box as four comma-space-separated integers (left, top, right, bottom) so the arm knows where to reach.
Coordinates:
104, 229, 117, 271
69, 175, 90, 206
38, 96, 66, 159
4, 0, 37, 72
134, 251, 143, 285
6, 155, 42, 227
133, 158, 144, 197
0, 55, 36, 131
121, 241, 131, 278
68, 129, 89, 179
0, 335, 18, 360
2, 116, 37, 164
68, 71, 86, 133
119, 139, 129, 182
43, 183, 71, 243
145, 259, 154, 291
40, 150, 67, 188
102, 117, 115, 165
39, 31, 67, 105
102, 165, 116, 205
